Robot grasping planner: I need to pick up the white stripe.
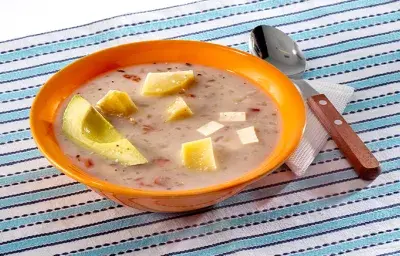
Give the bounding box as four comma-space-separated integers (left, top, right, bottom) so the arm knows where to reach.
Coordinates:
299, 20, 400, 51
324, 61, 400, 84
352, 83, 400, 102
308, 41, 400, 69
0, 75, 49, 94
0, 175, 75, 198
0, 98, 34, 112
14, 170, 400, 256
0, 157, 49, 176
0, 140, 36, 154
345, 240, 400, 256
344, 104, 399, 124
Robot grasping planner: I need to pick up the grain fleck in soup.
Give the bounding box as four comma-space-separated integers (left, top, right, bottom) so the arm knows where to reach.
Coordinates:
54, 63, 281, 191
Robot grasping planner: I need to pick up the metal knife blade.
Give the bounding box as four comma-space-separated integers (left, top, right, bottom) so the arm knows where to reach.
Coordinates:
292, 79, 320, 99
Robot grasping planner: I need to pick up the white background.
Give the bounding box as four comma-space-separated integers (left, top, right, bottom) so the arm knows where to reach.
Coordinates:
0, 0, 195, 41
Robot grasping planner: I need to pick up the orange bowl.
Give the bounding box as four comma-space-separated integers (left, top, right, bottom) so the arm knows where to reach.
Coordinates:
30, 40, 305, 212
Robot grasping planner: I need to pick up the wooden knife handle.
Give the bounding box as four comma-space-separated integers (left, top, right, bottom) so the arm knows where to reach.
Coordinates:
307, 94, 381, 180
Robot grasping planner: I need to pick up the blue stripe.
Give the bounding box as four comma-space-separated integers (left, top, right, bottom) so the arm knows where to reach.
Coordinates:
0, 129, 32, 143
0, 106, 30, 115
346, 71, 400, 90
0, 136, 32, 145
0, 0, 302, 63
0, 166, 58, 186
0, 116, 29, 125
291, 10, 400, 42
0, 148, 41, 166
306, 30, 400, 59
0, 108, 30, 123
59, 183, 400, 256
352, 113, 400, 132
344, 92, 400, 114
304, 50, 400, 79
350, 90, 400, 104
1, 158, 398, 255
167, 205, 400, 256
292, 229, 400, 256
0, 86, 40, 102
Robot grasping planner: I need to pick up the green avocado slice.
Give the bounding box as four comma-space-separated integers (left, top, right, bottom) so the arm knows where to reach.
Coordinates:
62, 95, 148, 166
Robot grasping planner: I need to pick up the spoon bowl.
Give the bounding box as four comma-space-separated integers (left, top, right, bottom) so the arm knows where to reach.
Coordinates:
249, 25, 306, 79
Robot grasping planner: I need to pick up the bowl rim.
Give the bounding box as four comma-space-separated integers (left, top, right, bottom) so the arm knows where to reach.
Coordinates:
30, 39, 306, 197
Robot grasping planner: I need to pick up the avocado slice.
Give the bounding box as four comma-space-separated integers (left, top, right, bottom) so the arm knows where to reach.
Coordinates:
62, 95, 148, 166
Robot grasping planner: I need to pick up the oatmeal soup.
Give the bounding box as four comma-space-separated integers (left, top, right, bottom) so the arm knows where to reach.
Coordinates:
54, 63, 281, 191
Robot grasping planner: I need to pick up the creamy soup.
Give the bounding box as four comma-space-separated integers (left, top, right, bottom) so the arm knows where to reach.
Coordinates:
54, 63, 281, 190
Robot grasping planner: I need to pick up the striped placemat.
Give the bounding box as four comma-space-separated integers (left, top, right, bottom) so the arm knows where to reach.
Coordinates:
1, 0, 399, 255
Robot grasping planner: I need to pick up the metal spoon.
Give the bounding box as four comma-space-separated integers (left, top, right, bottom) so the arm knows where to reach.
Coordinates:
249, 25, 381, 180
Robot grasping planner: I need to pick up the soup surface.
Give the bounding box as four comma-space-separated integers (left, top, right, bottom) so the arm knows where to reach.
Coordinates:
54, 63, 281, 190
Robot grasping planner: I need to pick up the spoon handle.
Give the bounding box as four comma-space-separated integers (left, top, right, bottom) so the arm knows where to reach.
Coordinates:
307, 94, 381, 180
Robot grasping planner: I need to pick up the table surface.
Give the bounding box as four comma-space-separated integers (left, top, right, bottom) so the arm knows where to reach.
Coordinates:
0, 0, 399, 255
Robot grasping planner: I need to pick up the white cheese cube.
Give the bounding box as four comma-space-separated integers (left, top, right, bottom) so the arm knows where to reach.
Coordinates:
197, 121, 224, 136
219, 112, 246, 122
237, 126, 259, 144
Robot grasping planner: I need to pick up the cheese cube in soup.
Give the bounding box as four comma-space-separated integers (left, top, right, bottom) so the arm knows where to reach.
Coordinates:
96, 90, 138, 116
181, 138, 217, 171
166, 97, 193, 121
141, 70, 195, 96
